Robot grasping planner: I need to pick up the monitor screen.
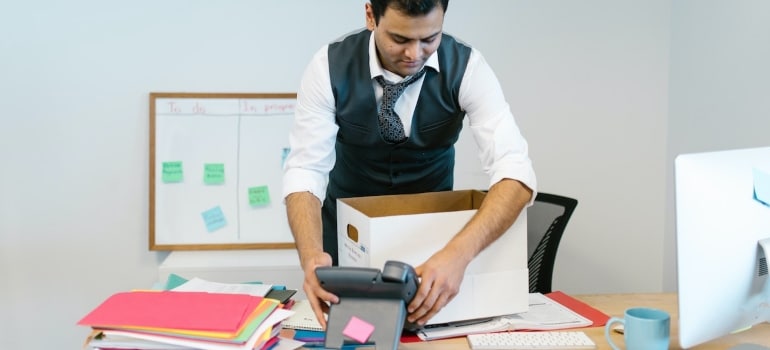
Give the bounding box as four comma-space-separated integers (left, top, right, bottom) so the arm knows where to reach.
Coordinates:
675, 147, 770, 348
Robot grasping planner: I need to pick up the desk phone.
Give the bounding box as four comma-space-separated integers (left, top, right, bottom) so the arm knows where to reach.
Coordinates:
315, 260, 420, 349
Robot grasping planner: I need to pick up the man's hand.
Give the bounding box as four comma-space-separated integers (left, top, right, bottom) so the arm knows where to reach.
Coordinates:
407, 247, 471, 326
285, 192, 336, 328
301, 251, 339, 329
405, 180, 531, 326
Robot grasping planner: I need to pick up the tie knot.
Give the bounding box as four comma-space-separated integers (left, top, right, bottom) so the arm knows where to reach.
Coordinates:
374, 69, 425, 143
375, 68, 426, 90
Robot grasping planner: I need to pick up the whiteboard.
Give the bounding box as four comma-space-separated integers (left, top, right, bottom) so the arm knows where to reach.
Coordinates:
148, 92, 489, 250
149, 93, 297, 250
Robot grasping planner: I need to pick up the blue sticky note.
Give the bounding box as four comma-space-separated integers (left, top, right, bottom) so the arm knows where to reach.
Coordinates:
201, 206, 227, 232
281, 147, 291, 168
164, 273, 189, 290
754, 167, 770, 207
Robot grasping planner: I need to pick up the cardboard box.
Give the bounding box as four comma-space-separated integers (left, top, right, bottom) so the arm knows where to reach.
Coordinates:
337, 190, 528, 325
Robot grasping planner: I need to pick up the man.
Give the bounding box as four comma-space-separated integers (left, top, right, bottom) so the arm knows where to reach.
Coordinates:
282, 0, 536, 328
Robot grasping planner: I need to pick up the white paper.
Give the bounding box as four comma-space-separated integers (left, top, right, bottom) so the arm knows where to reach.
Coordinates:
270, 337, 305, 350
504, 292, 592, 328
86, 334, 189, 349
171, 277, 272, 296
416, 293, 592, 341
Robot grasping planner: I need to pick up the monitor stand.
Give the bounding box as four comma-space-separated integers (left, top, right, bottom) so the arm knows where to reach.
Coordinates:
324, 298, 407, 350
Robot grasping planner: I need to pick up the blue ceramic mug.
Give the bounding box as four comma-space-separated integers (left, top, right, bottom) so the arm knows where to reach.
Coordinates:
605, 307, 670, 350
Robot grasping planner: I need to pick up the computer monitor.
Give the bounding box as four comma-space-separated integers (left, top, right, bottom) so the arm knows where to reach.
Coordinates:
675, 146, 770, 348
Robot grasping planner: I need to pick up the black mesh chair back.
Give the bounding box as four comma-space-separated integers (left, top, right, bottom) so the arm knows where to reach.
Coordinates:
527, 192, 578, 293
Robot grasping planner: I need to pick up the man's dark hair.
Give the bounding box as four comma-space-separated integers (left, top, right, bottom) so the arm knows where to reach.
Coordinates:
370, 0, 449, 24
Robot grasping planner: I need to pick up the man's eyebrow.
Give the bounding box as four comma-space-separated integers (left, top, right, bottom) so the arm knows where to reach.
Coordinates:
391, 31, 441, 41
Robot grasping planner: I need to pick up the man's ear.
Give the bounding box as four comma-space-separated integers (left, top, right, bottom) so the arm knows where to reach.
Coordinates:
365, 3, 376, 31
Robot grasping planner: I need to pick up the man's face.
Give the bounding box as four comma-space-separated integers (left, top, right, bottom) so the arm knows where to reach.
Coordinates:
366, 3, 444, 77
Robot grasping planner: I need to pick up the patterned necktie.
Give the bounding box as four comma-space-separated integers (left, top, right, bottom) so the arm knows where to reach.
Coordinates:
375, 69, 426, 143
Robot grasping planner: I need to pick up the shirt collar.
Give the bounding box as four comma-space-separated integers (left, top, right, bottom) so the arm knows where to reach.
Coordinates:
368, 31, 440, 82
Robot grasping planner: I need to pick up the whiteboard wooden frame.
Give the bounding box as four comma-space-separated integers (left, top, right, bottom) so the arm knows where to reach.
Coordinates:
149, 92, 297, 250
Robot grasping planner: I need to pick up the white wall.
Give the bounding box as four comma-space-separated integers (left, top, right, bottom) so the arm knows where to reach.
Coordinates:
6, 0, 764, 348
486, 1, 671, 294
662, 0, 770, 291
0, 1, 365, 348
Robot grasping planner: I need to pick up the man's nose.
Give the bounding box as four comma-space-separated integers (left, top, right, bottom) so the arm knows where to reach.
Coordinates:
404, 41, 421, 60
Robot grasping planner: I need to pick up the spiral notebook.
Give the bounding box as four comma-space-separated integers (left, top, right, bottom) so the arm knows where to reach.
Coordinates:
283, 300, 324, 331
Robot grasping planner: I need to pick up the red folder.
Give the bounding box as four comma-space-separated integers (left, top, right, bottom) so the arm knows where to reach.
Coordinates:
544, 291, 610, 327
78, 291, 263, 332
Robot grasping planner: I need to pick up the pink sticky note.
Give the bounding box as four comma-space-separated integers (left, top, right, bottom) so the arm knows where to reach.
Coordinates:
342, 316, 375, 343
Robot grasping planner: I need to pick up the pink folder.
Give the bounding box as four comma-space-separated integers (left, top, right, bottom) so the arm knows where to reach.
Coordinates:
78, 291, 263, 332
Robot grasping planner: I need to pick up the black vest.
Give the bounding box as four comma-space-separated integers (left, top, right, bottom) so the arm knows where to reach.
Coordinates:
323, 29, 471, 264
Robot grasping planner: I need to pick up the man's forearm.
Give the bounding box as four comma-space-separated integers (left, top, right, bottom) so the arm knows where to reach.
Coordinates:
445, 179, 532, 261
285, 191, 324, 268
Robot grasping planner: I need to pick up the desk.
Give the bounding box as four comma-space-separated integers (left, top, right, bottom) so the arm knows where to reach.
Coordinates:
287, 293, 770, 349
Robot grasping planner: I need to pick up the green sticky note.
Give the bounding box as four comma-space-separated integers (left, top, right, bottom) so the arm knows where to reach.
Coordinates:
203, 163, 225, 184
162, 161, 183, 183
249, 186, 270, 206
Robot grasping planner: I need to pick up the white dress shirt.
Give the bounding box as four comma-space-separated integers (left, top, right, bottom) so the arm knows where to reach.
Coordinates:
283, 32, 536, 203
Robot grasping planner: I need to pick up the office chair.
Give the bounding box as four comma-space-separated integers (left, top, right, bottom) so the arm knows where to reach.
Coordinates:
527, 192, 578, 293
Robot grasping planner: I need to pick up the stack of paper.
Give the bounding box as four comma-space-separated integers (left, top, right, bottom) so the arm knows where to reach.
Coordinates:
78, 290, 295, 350
165, 275, 297, 309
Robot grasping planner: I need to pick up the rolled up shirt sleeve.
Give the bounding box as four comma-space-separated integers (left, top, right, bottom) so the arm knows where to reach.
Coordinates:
460, 49, 537, 202
282, 45, 338, 203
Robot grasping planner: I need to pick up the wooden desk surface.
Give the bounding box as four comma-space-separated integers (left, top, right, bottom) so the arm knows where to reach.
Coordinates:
290, 293, 770, 349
